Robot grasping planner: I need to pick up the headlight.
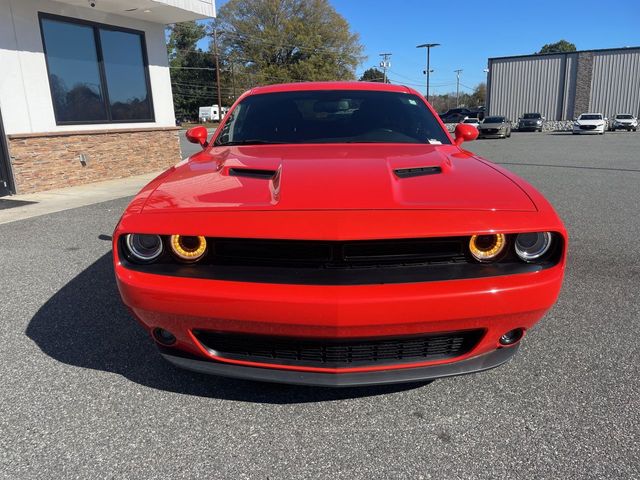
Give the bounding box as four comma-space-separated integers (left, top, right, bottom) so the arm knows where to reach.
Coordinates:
125, 234, 163, 263
536, 120, 542, 124
573, 122, 580, 127
514, 232, 552, 262
170, 234, 207, 262
469, 234, 506, 262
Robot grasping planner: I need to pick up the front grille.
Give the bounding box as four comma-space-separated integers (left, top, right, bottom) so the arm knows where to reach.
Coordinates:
212, 237, 467, 267
580, 125, 596, 130
483, 128, 499, 134
192, 330, 484, 368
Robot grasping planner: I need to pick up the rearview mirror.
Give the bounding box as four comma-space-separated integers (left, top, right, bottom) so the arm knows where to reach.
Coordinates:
185, 126, 209, 149
454, 123, 478, 146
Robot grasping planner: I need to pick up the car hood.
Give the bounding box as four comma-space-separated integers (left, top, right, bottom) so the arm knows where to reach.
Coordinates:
141, 144, 536, 212
576, 119, 604, 125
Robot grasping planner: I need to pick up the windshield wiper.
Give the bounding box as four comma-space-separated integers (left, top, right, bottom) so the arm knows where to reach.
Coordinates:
216, 139, 286, 146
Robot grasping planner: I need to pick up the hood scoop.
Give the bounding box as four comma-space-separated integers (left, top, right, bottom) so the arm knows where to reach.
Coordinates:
228, 168, 277, 179
394, 166, 442, 178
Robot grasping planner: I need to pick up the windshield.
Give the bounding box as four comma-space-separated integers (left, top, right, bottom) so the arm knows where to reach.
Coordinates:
522, 113, 541, 119
616, 114, 633, 119
580, 114, 602, 120
214, 90, 450, 146
483, 117, 504, 123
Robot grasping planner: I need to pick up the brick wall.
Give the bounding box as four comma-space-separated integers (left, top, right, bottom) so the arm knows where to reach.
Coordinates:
7, 127, 181, 194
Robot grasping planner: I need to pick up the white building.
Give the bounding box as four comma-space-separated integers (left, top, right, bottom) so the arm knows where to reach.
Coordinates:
0, 0, 215, 195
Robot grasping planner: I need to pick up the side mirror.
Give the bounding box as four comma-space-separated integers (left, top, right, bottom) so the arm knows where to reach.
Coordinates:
185, 126, 209, 148
454, 123, 478, 146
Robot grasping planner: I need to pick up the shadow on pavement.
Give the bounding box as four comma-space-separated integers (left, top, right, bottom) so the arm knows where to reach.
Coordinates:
26, 252, 427, 403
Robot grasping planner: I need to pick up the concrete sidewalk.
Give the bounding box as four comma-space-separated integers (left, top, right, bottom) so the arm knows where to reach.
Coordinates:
0, 171, 160, 225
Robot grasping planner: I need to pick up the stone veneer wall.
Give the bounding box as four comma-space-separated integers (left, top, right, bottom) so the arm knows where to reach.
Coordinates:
573, 52, 594, 118
7, 127, 181, 194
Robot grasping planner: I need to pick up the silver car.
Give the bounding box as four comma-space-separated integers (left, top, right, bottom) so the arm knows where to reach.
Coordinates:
478, 116, 511, 138
609, 114, 638, 132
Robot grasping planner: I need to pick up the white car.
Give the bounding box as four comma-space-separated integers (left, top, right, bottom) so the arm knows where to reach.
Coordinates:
609, 114, 638, 132
572, 113, 607, 135
461, 117, 481, 129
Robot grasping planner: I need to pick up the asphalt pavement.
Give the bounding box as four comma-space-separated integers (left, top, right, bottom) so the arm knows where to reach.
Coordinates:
1, 131, 639, 479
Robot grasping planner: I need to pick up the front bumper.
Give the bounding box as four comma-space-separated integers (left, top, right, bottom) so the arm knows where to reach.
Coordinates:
573, 125, 604, 134
478, 129, 506, 137
116, 258, 564, 383
518, 124, 542, 131
161, 345, 520, 386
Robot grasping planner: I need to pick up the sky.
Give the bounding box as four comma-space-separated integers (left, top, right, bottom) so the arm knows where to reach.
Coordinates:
213, 0, 640, 95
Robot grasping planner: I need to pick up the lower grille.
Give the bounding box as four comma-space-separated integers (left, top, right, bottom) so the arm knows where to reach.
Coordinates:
192, 330, 484, 368
580, 125, 596, 130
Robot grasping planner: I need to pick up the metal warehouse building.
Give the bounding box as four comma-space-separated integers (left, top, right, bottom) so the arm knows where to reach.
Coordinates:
486, 47, 640, 121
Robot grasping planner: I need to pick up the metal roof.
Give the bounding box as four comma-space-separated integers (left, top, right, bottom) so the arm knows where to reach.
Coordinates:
489, 46, 640, 62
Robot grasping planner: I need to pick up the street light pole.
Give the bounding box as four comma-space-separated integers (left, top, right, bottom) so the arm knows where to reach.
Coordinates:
454, 69, 463, 107
212, 28, 223, 118
416, 43, 440, 102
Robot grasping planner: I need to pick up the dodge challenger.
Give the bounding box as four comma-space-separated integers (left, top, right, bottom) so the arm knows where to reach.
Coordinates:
113, 82, 567, 387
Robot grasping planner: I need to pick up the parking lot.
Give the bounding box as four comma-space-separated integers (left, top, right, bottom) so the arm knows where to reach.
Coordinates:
1, 131, 639, 478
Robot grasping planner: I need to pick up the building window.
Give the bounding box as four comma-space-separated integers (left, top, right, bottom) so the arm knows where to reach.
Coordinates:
39, 14, 154, 124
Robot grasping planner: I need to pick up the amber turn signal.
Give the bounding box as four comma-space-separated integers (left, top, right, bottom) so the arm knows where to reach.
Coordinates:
170, 235, 207, 262
469, 234, 506, 262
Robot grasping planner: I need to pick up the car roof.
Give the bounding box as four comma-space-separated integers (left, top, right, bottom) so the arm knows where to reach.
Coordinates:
580, 112, 603, 115
248, 81, 414, 95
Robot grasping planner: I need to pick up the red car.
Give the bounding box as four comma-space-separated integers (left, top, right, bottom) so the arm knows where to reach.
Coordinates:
113, 82, 566, 386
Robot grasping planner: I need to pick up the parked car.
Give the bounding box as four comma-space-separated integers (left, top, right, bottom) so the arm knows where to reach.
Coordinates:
439, 109, 470, 124
609, 113, 638, 132
461, 117, 481, 129
518, 113, 545, 132
478, 116, 511, 138
113, 82, 566, 387
572, 113, 607, 135
440, 107, 485, 123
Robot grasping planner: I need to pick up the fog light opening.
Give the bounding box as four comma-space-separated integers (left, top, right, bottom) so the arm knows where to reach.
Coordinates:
499, 328, 524, 346
153, 328, 177, 346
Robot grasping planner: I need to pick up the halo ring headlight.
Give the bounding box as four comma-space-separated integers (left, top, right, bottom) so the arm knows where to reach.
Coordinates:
170, 235, 207, 262
515, 232, 552, 262
125, 234, 163, 263
469, 234, 506, 262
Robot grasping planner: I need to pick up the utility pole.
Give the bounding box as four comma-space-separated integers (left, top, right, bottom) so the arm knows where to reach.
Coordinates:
212, 28, 223, 118
416, 43, 440, 102
454, 69, 463, 107
379, 53, 392, 83
230, 61, 236, 100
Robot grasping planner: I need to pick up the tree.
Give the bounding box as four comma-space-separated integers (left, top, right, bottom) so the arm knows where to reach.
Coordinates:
359, 67, 387, 83
214, 0, 364, 88
469, 82, 486, 107
166, 21, 217, 119
538, 40, 576, 54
